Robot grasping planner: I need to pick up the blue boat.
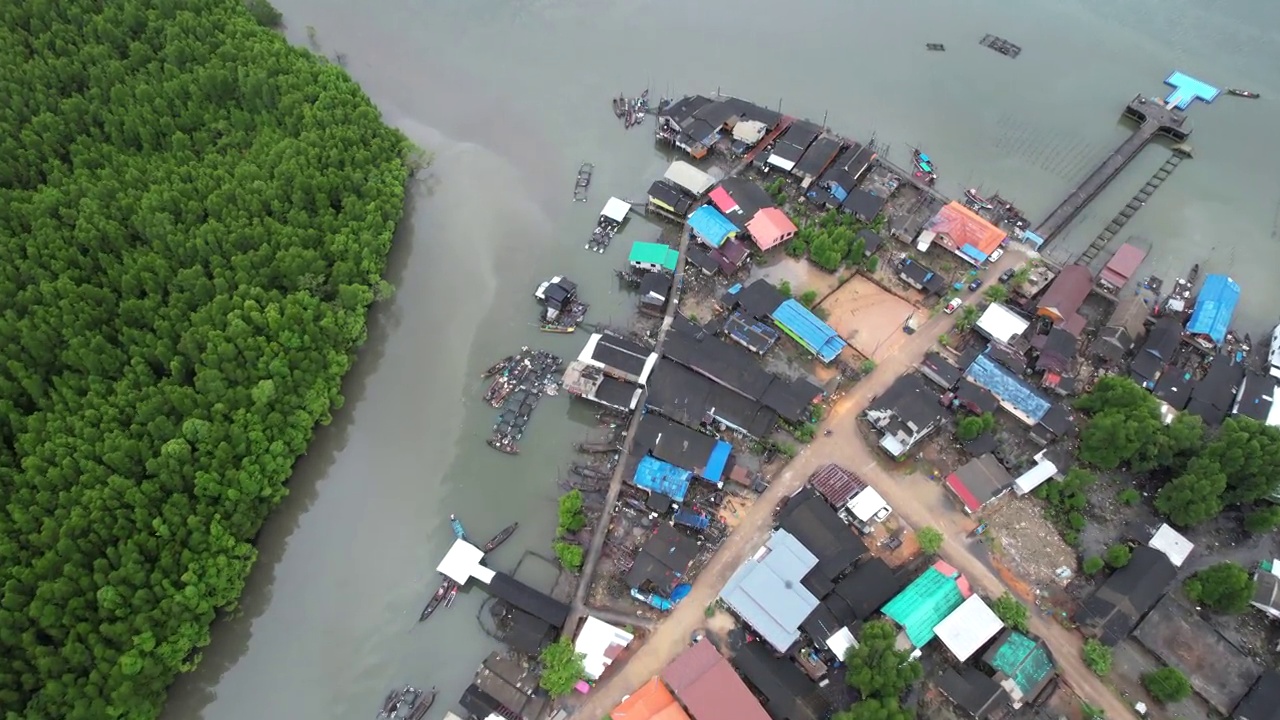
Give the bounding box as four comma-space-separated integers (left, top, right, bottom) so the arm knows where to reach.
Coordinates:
630, 588, 674, 612
450, 514, 467, 540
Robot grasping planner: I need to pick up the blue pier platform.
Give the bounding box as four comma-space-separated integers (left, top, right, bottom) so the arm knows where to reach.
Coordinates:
1164, 71, 1219, 109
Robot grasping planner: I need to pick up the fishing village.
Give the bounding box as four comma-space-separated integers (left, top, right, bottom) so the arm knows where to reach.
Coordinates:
401, 69, 1280, 720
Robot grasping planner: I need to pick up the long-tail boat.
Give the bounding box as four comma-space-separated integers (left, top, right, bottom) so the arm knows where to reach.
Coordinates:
483, 523, 519, 552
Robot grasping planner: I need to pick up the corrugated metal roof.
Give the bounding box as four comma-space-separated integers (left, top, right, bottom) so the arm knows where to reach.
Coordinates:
632, 455, 693, 501
664, 161, 715, 196
612, 678, 690, 720
771, 299, 847, 363
808, 463, 868, 507
933, 595, 1004, 661
661, 640, 770, 720
688, 206, 737, 248
719, 530, 819, 653
1099, 243, 1147, 289
882, 561, 971, 647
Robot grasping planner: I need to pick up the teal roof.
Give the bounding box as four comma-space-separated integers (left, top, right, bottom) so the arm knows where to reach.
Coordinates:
629, 241, 679, 272
986, 631, 1054, 696
881, 565, 967, 646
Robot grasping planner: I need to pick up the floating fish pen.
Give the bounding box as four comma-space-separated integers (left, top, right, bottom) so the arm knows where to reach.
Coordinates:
534, 276, 588, 331
587, 197, 633, 253
574, 162, 593, 202
980, 34, 1021, 58
483, 348, 564, 454
925, 43, 945, 51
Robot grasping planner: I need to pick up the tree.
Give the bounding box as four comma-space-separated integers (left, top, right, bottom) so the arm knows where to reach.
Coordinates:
834, 698, 915, 720
991, 592, 1029, 633
799, 289, 820, 307
778, 280, 793, 297
1142, 666, 1192, 703
0, 1, 411, 716
844, 621, 923, 699
1155, 456, 1227, 526
955, 304, 981, 332
1245, 506, 1280, 533
955, 412, 995, 441
1205, 418, 1280, 504
1010, 266, 1032, 287
1075, 377, 1172, 470
537, 638, 586, 697
859, 359, 877, 374
1117, 488, 1141, 506
244, 0, 283, 27
1184, 562, 1255, 613
916, 527, 944, 555
1082, 556, 1105, 574
553, 541, 584, 572
558, 490, 587, 536
1103, 544, 1132, 568
864, 255, 880, 273
1082, 639, 1112, 676
983, 284, 1009, 303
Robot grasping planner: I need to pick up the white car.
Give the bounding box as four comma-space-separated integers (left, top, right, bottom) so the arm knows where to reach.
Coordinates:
988, 247, 1004, 263
945, 297, 963, 314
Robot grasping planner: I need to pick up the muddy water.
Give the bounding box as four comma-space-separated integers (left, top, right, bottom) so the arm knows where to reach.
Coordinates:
164, 0, 1280, 718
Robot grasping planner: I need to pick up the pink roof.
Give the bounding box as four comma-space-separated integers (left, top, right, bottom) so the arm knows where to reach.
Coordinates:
745, 207, 798, 251
931, 560, 973, 598
660, 639, 769, 720
708, 187, 738, 215
1099, 243, 1147, 289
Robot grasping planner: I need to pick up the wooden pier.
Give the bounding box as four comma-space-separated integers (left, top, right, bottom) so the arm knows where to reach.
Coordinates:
1076, 148, 1190, 265
1035, 94, 1191, 243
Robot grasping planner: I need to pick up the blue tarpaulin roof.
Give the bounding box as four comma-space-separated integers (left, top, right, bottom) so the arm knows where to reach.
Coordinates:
705, 440, 732, 484
673, 509, 710, 531
962, 245, 989, 263
771, 299, 847, 363
1186, 274, 1240, 344
965, 352, 1051, 423
688, 206, 737, 248
633, 456, 693, 501
1020, 230, 1045, 250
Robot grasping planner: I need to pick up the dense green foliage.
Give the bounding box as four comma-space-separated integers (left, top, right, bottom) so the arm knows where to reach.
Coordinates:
991, 592, 1029, 632
1245, 506, 1280, 533
1142, 666, 1192, 703
1082, 639, 1112, 676
844, 621, 923, 700
834, 698, 915, 720
557, 490, 587, 536
553, 541, 584, 572
982, 284, 1008, 303
955, 412, 995, 441
1082, 556, 1104, 574
1075, 377, 1203, 471
0, 0, 409, 717
788, 210, 878, 271
1035, 468, 1096, 545
1103, 544, 1131, 568
536, 638, 586, 697
1184, 562, 1255, 613
915, 527, 943, 555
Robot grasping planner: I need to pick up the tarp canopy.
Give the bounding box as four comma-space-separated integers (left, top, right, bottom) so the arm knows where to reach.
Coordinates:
601, 197, 633, 223
1186, 274, 1241, 344
633, 455, 693, 501
664, 161, 715, 196
933, 595, 1004, 661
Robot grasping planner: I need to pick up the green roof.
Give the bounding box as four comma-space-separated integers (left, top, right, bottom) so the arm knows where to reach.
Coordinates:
628, 242, 678, 272
986, 631, 1054, 696
881, 566, 966, 646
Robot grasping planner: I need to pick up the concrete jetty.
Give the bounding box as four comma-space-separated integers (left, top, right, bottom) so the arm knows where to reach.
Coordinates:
1034, 94, 1190, 243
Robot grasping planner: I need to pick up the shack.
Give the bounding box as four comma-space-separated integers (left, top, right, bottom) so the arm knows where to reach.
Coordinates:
1098, 242, 1147, 292
793, 136, 843, 182
648, 180, 695, 218
664, 161, 716, 197
1185, 274, 1241, 349
661, 638, 771, 720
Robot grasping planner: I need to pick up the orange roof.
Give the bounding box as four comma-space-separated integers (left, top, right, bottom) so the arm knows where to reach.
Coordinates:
926, 202, 1006, 259
612, 678, 690, 720
746, 207, 799, 251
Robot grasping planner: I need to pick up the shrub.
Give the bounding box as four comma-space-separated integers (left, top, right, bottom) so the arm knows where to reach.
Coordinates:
553, 541, 584, 572
799, 289, 819, 307
537, 638, 586, 696
864, 255, 880, 272
916, 527, 944, 555
1143, 666, 1192, 703
1117, 488, 1141, 505
1104, 544, 1132, 568
1082, 556, 1104, 574
1082, 639, 1112, 676
991, 592, 1029, 633
1185, 562, 1255, 613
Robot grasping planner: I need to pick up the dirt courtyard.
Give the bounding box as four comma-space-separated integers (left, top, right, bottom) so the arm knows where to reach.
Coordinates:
819, 276, 927, 361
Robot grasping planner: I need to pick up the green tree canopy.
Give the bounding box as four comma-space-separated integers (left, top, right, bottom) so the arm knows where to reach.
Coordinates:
1142, 666, 1192, 703
991, 592, 1029, 633
1155, 456, 1227, 526
0, 0, 410, 716
557, 490, 587, 535
834, 698, 915, 720
1184, 562, 1255, 613
1082, 639, 1112, 676
844, 621, 923, 699
1075, 376, 1194, 471
1205, 418, 1280, 504
553, 541, 584, 572
537, 638, 586, 697
916, 527, 944, 555
1104, 544, 1132, 568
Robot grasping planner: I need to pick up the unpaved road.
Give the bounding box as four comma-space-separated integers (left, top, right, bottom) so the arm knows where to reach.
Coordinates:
566, 251, 1134, 720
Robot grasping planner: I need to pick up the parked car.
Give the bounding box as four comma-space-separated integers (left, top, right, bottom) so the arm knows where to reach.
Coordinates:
988, 247, 1004, 263
968, 278, 984, 291
999, 268, 1016, 284
945, 297, 964, 314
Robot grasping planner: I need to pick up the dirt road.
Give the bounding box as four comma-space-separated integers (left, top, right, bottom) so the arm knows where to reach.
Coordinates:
566, 252, 1133, 720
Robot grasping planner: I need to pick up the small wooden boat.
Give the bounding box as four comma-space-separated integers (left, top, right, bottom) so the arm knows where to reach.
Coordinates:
483, 523, 519, 552
450, 514, 467, 540
487, 437, 519, 455
443, 583, 459, 609
964, 188, 994, 211
613, 95, 625, 118
418, 577, 450, 622
925, 43, 945, 51
379, 688, 404, 717
1227, 88, 1260, 99
482, 355, 514, 378
540, 324, 576, 334
409, 688, 437, 720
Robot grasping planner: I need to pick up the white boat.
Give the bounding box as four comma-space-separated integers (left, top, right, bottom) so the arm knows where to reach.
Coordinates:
1269, 323, 1280, 380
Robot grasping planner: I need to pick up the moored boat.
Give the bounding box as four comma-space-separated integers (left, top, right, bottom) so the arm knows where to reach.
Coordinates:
443, 583, 460, 609
379, 688, 404, 717
487, 437, 519, 455
483, 523, 519, 552
418, 577, 451, 622
450, 514, 467, 540
1227, 88, 1261, 99
482, 355, 515, 378
540, 324, 576, 333
409, 688, 438, 720
964, 188, 993, 210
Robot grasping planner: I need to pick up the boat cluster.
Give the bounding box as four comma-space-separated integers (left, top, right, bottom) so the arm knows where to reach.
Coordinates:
912, 149, 937, 186
377, 685, 436, 720
418, 515, 518, 623
612, 89, 651, 129
482, 348, 564, 455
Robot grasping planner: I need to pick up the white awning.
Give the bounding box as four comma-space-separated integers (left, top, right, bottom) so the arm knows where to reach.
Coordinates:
916, 229, 936, 252
826, 626, 858, 659
846, 488, 891, 523
976, 303, 1031, 344
601, 197, 632, 223
1013, 458, 1057, 495
766, 154, 796, 172
733, 120, 767, 144
663, 161, 715, 196
436, 539, 495, 585
933, 595, 1003, 661
1148, 523, 1194, 567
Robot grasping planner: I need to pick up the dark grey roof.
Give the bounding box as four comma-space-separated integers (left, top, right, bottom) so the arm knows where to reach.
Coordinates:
487, 572, 570, 628
707, 381, 779, 437
1235, 372, 1276, 422
856, 228, 883, 255
692, 100, 741, 131
730, 637, 824, 720
596, 376, 641, 410
936, 667, 1010, 718
660, 95, 713, 124
965, 432, 998, 456
768, 141, 808, 164
830, 557, 901, 620
1187, 356, 1245, 426
776, 121, 821, 151
591, 333, 653, 377
503, 608, 556, 655
842, 146, 877, 180
1153, 365, 1194, 410
1074, 546, 1176, 646
719, 97, 784, 128
633, 413, 717, 470
646, 359, 715, 427
648, 180, 694, 216
871, 374, 945, 431
626, 524, 699, 593
800, 601, 845, 647
1236, 670, 1280, 720
1035, 327, 1077, 373
1140, 316, 1182, 360
639, 271, 672, 299
897, 258, 940, 287
776, 489, 866, 583
920, 351, 963, 389
956, 377, 999, 414
686, 246, 719, 274
662, 330, 775, 399
950, 453, 1013, 508
760, 377, 821, 424
1038, 403, 1072, 436
794, 137, 843, 178
1089, 325, 1133, 363
727, 278, 787, 319
716, 177, 776, 231
1129, 351, 1164, 385
816, 168, 857, 196
841, 189, 886, 221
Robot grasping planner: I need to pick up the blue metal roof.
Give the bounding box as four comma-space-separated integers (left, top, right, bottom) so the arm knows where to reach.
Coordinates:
1186, 274, 1240, 344
704, 440, 732, 484
965, 353, 1051, 423
633, 455, 693, 501
688, 205, 737, 249
771, 299, 847, 363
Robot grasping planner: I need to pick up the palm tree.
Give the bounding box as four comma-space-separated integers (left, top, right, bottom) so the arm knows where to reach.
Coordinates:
956, 304, 981, 332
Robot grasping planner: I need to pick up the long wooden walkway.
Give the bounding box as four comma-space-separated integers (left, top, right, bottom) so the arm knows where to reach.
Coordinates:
1035, 95, 1190, 243
1077, 149, 1188, 265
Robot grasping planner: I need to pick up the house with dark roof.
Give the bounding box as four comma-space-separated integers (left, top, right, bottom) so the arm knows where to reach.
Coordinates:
1035, 264, 1092, 330
648, 180, 695, 218
828, 557, 903, 621
864, 374, 947, 458
814, 145, 877, 206
716, 177, 777, 232
1234, 371, 1278, 423
728, 635, 829, 720
953, 377, 999, 415
776, 487, 867, 597
1236, 671, 1280, 720
944, 454, 1013, 514
1186, 355, 1245, 426
633, 413, 720, 475
919, 351, 963, 389
722, 278, 787, 321
764, 121, 822, 173
936, 666, 1010, 719
1074, 545, 1177, 646
626, 524, 699, 595
897, 258, 947, 295
856, 228, 884, 257
646, 359, 778, 438
723, 312, 782, 355
793, 136, 843, 182
1154, 366, 1195, 410
1130, 316, 1183, 387
1031, 327, 1077, 374
639, 272, 673, 316
686, 246, 719, 276
964, 352, 1052, 426
841, 189, 887, 223
1090, 295, 1151, 365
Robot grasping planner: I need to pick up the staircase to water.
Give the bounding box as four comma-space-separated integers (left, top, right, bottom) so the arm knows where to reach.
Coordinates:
1077, 147, 1190, 265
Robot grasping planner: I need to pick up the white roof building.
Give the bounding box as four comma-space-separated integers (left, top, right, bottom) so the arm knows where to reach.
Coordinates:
732, 120, 768, 144
574, 616, 634, 680
1012, 450, 1059, 496
975, 303, 1031, 344
845, 487, 891, 524
436, 539, 495, 585
933, 595, 1004, 661
600, 197, 633, 224
1147, 523, 1193, 567
663, 161, 715, 196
